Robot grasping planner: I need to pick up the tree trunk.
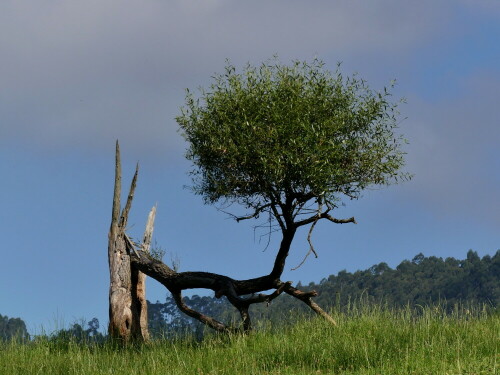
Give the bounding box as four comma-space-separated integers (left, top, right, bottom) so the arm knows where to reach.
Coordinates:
108, 142, 155, 342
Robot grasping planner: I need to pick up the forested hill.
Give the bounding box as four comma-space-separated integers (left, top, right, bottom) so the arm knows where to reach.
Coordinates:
148, 250, 499, 338
305, 250, 499, 308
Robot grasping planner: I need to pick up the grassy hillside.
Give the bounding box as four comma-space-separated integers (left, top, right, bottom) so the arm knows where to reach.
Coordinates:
1, 304, 498, 375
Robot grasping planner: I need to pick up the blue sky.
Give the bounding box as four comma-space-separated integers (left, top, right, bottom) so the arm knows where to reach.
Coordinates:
1, 1, 499, 334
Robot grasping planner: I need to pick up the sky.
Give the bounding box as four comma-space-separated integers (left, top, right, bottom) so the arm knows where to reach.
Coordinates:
1, 0, 499, 335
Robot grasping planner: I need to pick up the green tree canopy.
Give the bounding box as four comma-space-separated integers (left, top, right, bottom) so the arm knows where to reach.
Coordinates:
112, 58, 411, 337
177, 58, 409, 228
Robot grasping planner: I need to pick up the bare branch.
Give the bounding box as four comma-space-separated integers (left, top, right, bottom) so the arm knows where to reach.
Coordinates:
324, 214, 357, 224
171, 291, 235, 333
291, 219, 319, 270
130, 249, 338, 330
124, 233, 140, 258
292, 198, 324, 270
235, 203, 272, 222
295, 212, 356, 227
254, 211, 276, 253
120, 163, 138, 228
111, 141, 121, 228
223, 281, 291, 331
270, 203, 286, 231
325, 199, 335, 211
282, 283, 337, 325
141, 205, 156, 253
227, 281, 291, 307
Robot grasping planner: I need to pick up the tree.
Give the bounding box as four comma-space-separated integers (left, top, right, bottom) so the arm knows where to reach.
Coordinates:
108, 58, 409, 340
51, 318, 105, 344
0, 314, 29, 342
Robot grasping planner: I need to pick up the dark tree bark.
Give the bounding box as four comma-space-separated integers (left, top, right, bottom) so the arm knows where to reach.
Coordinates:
108, 143, 354, 339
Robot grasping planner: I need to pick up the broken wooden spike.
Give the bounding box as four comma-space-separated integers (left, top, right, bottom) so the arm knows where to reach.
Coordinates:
141, 205, 156, 253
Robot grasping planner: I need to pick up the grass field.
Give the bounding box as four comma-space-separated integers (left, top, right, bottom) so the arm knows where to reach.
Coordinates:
1, 304, 498, 375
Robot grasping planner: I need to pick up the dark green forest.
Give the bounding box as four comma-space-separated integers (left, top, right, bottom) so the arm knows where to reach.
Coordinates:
2, 250, 498, 341
0, 314, 29, 342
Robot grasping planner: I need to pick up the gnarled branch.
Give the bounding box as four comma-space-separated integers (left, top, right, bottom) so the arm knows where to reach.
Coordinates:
120, 163, 138, 229
295, 211, 356, 227
234, 203, 272, 222
129, 248, 336, 330
171, 291, 236, 333
281, 283, 337, 325
291, 219, 319, 271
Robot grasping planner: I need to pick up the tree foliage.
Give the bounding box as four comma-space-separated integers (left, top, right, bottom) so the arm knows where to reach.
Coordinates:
0, 314, 29, 342
177, 58, 409, 222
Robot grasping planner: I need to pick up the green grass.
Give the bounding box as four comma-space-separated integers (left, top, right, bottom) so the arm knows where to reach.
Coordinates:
1, 305, 498, 375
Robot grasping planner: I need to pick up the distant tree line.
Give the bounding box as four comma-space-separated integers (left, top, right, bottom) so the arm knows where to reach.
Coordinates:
3, 250, 498, 341
48, 317, 106, 344
0, 314, 29, 342
148, 250, 499, 339
0, 316, 104, 343
311, 250, 499, 309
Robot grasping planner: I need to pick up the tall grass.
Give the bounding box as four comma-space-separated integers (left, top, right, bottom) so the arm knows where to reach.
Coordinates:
1, 304, 498, 375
